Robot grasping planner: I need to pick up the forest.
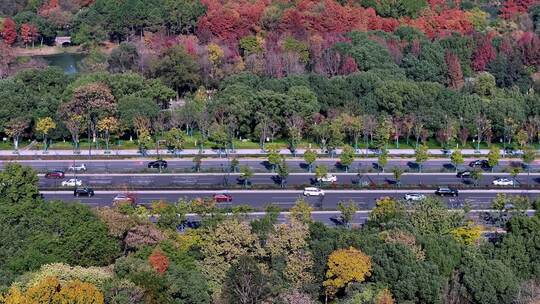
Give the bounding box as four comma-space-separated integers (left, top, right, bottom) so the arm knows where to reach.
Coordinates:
0, 0, 539, 152
1, 0, 540, 303
0, 163, 540, 304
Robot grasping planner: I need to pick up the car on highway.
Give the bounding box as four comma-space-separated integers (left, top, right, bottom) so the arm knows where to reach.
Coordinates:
504, 147, 520, 155
45, 170, 65, 179
469, 159, 490, 169
317, 174, 337, 183
68, 163, 87, 171
492, 178, 515, 186
435, 187, 459, 196
303, 187, 325, 196
404, 193, 426, 201
74, 187, 94, 197
456, 170, 471, 178
213, 193, 233, 202
112, 194, 136, 204
61, 178, 82, 187
148, 160, 168, 169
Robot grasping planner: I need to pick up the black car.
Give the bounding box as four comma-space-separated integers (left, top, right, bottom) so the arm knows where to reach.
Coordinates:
148, 160, 168, 169
74, 187, 94, 197
435, 187, 459, 196
469, 160, 490, 168
456, 170, 471, 178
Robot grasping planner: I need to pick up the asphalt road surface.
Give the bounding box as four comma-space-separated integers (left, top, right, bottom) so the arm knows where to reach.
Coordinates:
41, 189, 540, 210
181, 209, 536, 227
4, 158, 539, 173
38, 172, 540, 189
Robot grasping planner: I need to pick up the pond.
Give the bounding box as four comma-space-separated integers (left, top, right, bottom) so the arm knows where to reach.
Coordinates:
39, 53, 86, 74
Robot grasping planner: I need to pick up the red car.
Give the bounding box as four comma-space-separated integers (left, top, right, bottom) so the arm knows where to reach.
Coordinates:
213, 194, 232, 202
45, 170, 65, 179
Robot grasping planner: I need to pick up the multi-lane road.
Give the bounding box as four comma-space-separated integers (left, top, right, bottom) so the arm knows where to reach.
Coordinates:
38, 172, 540, 189
2, 157, 539, 213
2, 158, 538, 173
41, 189, 540, 209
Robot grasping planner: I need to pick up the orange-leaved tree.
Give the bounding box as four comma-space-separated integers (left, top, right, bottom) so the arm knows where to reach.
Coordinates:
149, 249, 170, 274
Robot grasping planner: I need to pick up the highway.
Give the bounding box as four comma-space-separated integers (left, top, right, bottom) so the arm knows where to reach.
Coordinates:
41, 189, 540, 210
182, 209, 537, 226
38, 172, 540, 189
3, 158, 538, 173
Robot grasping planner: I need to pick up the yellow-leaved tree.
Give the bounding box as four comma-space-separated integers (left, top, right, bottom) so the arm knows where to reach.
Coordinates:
1, 276, 104, 304
323, 247, 372, 298
35, 116, 56, 151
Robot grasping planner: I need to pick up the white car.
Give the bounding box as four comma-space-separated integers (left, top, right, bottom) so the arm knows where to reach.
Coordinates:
68, 164, 87, 171
317, 174, 337, 183
492, 178, 515, 186
61, 178, 82, 187
404, 193, 426, 201
303, 187, 325, 196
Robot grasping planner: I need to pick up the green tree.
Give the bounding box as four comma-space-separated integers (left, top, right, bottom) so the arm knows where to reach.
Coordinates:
303, 149, 317, 173
117, 95, 160, 134
451, 149, 464, 172
415, 144, 429, 172
107, 42, 139, 73
193, 154, 203, 172
230, 158, 239, 173
487, 145, 500, 172
337, 200, 358, 227
378, 148, 388, 173
199, 219, 260, 296
471, 169, 483, 186
163, 128, 186, 154
368, 197, 405, 227
410, 197, 464, 234
277, 160, 289, 188
392, 167, 404, 188
150, 45, 200, 94
521, 145, 536, 186
0, 163, 40, 203
510, 167, 521, 187
340, 145, 355, 172
223, 256, 269, 304
315, 165, 329, 186
289, 198, 313, 224
240, 166, 253, 188
267, 146, 282, 172
460, 251, 519, 304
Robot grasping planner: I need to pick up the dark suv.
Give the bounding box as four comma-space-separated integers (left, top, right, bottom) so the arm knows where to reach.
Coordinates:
469, 160, 490, 169
435, 187, 459, 197
456, 170, 471, 178
74, 187, 94, 197
45, 170, 65, 179
148, 160, 168, 169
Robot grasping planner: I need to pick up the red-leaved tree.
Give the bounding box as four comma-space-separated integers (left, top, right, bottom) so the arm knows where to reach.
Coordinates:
148, 249, 170, 274
1, 18, 17, 46
20, 23, 38, 47
472, 34, 496, 71
445, 51, 464, 89
518, 32, 540, 67
499, 0, 539, 19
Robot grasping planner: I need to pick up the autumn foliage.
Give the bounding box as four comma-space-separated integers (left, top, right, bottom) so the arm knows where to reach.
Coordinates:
323, 247, 372, 296
1, 276, 104, 304
148, 249, 170, 273
1, 19, 17, 46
